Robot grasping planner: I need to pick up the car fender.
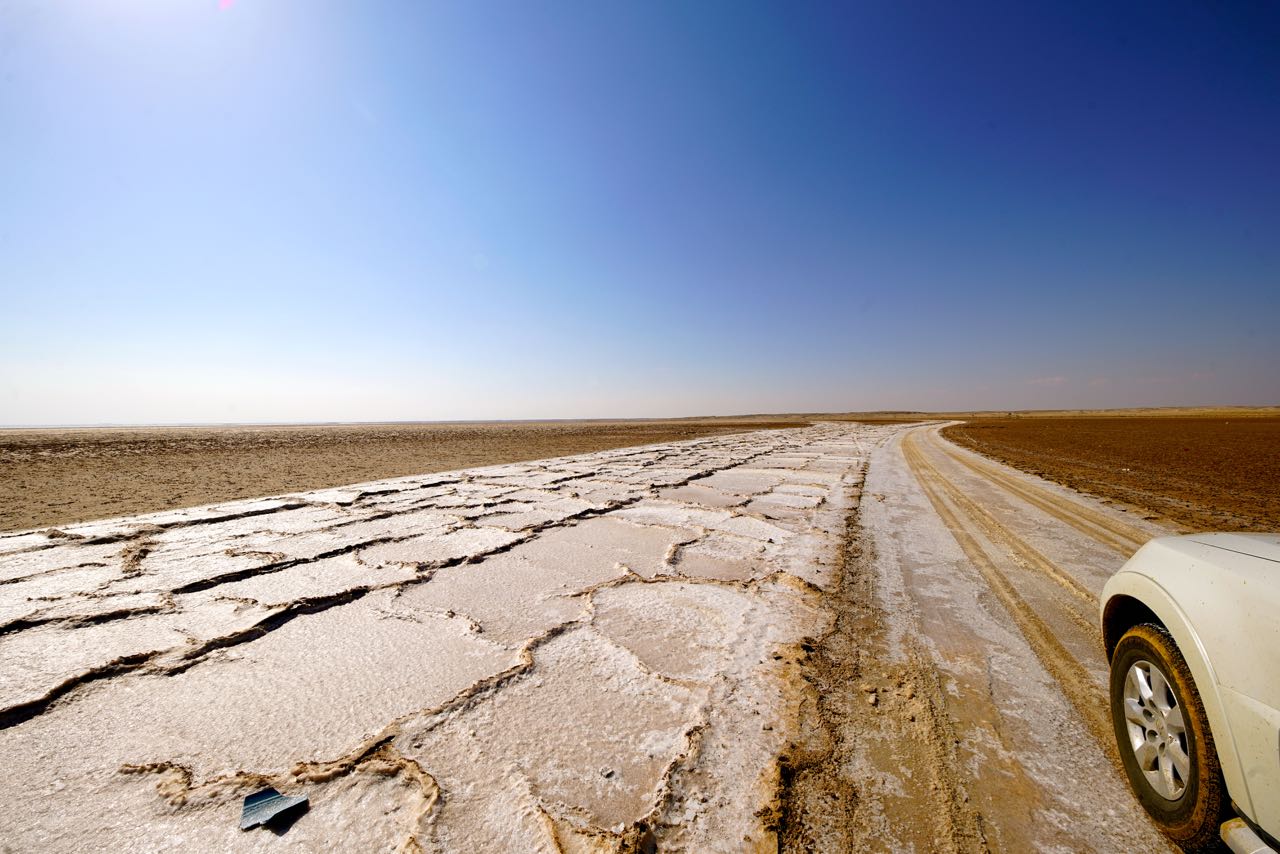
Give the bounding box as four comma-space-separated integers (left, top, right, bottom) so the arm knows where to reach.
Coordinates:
1102, 570, 1252, 818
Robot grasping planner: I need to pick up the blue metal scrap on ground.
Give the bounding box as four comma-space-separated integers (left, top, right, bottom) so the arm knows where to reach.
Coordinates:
240, 787, 309, 831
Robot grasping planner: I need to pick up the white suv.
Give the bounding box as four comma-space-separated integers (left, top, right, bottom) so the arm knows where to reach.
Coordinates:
1102, 534, 1280, 852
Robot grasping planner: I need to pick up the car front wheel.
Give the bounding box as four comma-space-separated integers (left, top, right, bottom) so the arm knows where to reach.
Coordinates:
1109, 623, 1228, 851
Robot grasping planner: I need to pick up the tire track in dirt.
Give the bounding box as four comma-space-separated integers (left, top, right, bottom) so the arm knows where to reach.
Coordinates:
901, 433, 1120, 767
906, 434, 1100, 639
776, 464, 986, 853
922, 430, 1150, 556
917, 439, 1099, 608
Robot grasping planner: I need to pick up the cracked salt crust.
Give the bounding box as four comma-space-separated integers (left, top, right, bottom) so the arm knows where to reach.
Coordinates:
0, 423, 894, 851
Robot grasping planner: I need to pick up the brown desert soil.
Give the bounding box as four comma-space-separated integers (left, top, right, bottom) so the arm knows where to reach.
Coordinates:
943, 416, 1280, 533
0, 420, 803, 533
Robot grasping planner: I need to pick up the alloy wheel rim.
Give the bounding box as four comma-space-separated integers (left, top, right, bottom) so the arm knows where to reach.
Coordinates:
1123, 659, 1190, 800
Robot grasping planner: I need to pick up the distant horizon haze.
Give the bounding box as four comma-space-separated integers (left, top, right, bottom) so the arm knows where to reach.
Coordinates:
4, 404, 1279, 431
3, 2, 1278, 425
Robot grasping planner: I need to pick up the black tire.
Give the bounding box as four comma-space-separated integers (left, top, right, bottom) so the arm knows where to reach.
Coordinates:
1109, 623, 1229, 851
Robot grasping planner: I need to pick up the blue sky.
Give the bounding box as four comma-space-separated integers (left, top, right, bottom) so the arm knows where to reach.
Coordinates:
2, 2, 1278, 424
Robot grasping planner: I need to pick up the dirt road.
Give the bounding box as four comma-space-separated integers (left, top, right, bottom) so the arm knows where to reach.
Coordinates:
785, 422, 1179, 851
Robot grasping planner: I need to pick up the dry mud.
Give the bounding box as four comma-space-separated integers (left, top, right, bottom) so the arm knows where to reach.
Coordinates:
0, 423, 892, 852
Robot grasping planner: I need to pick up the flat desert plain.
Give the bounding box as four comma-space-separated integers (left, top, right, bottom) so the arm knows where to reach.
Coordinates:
0, 419, 803, 533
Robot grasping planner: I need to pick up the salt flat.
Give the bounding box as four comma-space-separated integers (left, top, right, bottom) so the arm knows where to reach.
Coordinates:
0, 423, 890, 852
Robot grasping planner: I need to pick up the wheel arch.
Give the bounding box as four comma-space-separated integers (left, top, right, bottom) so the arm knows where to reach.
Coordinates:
1102, 572, 1253, 818
1102, 594, 1164, 660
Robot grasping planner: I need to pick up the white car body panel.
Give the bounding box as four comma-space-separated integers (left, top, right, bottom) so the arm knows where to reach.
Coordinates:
1102, 533, 1280, 839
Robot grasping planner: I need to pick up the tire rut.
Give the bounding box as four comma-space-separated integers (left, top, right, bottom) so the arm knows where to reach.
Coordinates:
902, 433, 1120, 768
925, 431, 1150, 555
776, 467, 986, 853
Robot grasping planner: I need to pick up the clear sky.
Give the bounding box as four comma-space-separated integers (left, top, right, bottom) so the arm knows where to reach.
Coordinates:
2, 2, 1278, 425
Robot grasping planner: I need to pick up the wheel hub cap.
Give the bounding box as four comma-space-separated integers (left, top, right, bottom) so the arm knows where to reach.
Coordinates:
1123, 659, 1190, 800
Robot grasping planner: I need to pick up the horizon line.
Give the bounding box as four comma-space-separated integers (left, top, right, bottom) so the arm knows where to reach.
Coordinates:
3, 404, 1278, 431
